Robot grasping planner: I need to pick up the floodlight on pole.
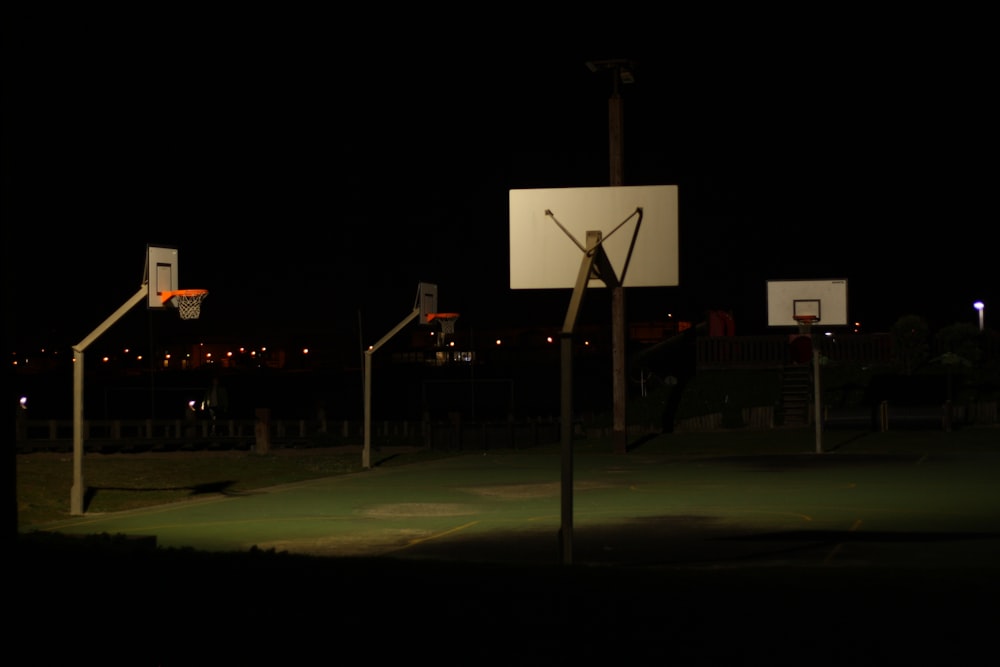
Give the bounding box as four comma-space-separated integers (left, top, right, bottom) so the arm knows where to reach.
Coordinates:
974, 301, 984, 331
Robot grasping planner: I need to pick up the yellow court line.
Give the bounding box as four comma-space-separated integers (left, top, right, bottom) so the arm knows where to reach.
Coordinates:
404, 520, 481, 549
824, 518, 863, 565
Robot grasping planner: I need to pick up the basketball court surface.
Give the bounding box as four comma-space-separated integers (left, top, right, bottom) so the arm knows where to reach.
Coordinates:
17, 427, 1000, 664
28, 428, 1000, 570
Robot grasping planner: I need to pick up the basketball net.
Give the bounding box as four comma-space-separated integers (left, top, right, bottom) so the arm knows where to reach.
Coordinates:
793, 315, 817, 334
437, 317, 457, 335
165, 290, 209, 320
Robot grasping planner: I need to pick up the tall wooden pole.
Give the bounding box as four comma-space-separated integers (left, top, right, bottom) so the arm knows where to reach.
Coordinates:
609, 68, 628, 455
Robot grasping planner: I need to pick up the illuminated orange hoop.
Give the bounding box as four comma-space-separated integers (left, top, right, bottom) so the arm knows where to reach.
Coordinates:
793, 314, 818, 332
161, 289, 209, 320
426, 312, 459, 334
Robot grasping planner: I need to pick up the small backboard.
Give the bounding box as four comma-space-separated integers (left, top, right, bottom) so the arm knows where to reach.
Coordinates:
766, 279, 848, 327
146, 245, 179, 309
509, 185, 679, 289
417, 282, 438, 325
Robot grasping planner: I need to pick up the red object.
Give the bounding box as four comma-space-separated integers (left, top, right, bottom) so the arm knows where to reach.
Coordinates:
708, 310, 735, 337
790, 335, 812, 364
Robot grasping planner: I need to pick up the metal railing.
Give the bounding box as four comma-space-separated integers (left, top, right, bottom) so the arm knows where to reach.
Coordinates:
696, 333, 895, 369
14, 415, 563, 453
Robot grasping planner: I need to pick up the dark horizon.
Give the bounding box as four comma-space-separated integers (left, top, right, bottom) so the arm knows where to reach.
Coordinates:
4, 14, 996, 354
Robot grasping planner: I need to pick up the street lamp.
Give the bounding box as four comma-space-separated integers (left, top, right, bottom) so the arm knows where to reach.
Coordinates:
974, 301, 984, 331
585, 58, 635, 186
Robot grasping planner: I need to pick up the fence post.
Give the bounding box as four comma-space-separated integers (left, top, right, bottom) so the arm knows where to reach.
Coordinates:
255, 408, 271, 454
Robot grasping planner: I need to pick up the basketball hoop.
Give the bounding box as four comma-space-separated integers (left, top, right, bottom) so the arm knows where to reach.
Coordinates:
161, 289, 208, 320
427, 312, 459, 335
793, 314, 818, 332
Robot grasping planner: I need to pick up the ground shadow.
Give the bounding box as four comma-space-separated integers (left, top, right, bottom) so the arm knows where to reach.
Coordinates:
83, 480, 238, 511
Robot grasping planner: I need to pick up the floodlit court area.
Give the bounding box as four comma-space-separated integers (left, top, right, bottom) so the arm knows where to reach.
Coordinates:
15, 427, 1000, 664
27, 428, 999, 568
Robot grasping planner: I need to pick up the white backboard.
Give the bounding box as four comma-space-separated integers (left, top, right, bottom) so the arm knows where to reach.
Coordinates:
417, 282, 438, 324
509, 185, 679, 289
766, 279, 848, 327
146, 245, 179, 309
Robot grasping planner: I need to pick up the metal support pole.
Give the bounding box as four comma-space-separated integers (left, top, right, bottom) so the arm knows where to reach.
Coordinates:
71, 347, 85, 515
363, 350, 373, 470
72, 284, 148, 515
559, 232, 601, 565
609, 67, 628, 455
608, 79, 624, 187
559, 332, 574, 565
363, 307, 419, 470
813, 334, 823, 454
611, 287, 627, 454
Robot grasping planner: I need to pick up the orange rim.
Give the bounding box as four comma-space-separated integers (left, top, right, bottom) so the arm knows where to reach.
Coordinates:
426, 312, 460, 321
160, 288, 208, 304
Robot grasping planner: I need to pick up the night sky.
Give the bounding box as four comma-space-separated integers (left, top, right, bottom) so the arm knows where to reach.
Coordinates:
4, 11, 996, 356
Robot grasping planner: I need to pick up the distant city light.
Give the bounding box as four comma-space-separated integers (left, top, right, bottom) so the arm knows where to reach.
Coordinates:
974, 301, 985, 331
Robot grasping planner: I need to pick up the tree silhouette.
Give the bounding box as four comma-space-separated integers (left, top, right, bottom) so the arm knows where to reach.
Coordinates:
891, 314, 930, 375
933, 322, 982, 403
